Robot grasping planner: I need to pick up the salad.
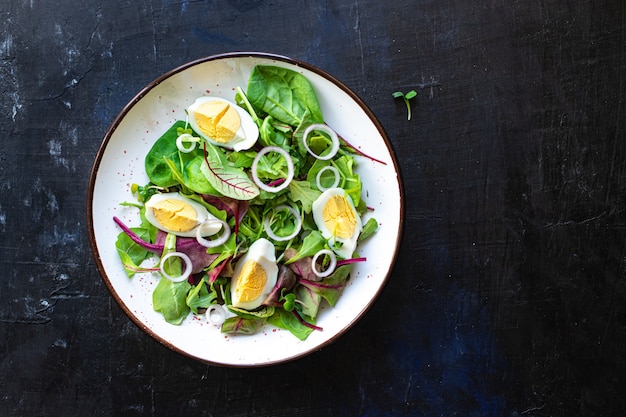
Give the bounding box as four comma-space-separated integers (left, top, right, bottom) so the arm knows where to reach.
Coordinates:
113, 65, 380, 340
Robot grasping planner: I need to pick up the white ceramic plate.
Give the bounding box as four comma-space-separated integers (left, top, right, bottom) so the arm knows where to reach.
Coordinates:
87, 52, 404, 367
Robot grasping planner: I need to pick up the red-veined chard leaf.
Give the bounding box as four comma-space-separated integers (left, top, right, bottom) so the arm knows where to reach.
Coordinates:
114, 227, 154, 277
299, 264, 352, 307
266, 308, 316, 340
221, 316, 264, 335
295, 284, 322, 318
200, 142, 260, 200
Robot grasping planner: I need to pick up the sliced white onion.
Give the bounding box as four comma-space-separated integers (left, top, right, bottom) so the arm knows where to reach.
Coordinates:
160, 251, 193, 282
263, 204, 302, 242
315, 165, 340, 191
311, 249, 337, 278
302, 124, 339, 160
176, 133, 197, 153
206, 304, 227, 325
196, 219, 231, 248
251, 146, 294, 193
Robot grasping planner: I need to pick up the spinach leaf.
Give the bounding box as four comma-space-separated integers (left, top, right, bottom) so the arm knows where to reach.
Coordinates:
145, 121, 187, 187
145, 121, 219, 195
181, 153, 219, 195
153, 278, 192, 324
359, 217, 379, 242
152, 234, 192, 324
247, 66, 324, 127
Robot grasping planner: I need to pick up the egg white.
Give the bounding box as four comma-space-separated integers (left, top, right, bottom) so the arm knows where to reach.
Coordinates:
312, 187, 362, 259
230, 238, 278, 310
187, 96, 259, 151
144, 192, 221, 237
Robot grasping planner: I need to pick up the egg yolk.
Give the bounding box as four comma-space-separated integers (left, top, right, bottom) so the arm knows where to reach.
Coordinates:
193, 101, 241, 143
322, 195, 357, 239
234, 260, 267, 303
151, 198, 197, 232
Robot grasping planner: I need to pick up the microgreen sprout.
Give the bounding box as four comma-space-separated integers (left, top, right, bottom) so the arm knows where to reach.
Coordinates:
281, 292, 297, 312
392, 90, 417, 120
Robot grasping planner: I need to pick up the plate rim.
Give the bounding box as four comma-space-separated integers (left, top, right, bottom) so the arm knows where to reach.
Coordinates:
86, 51, 406, 367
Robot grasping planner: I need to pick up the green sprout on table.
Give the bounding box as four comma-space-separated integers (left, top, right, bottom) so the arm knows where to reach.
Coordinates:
392, 89, 417, 120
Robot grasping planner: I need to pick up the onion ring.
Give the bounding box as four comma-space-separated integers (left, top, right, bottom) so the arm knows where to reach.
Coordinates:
263, 204, 302, 242
311, 249, 337, 278
196, 219, 231, 248
251, 146, 294, 193
160, 251, 193, 282
315, 165, 340, 191
176, 133, 197, 153
302, 124, 339, 160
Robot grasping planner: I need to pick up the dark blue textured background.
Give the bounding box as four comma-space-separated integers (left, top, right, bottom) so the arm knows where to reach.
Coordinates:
1, 0, 624, 415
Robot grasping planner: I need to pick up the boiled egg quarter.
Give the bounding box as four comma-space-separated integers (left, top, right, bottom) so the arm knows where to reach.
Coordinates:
230, 238, 278, 311
144, 192, 222, 237
187, 96, 259, 151
312, 187, 362, 259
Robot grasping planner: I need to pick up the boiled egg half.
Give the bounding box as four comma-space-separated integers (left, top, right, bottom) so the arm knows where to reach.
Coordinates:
187, 96, 259, 151
230, 238, 278, 310
144, 192, 222, 237
312, 187, 362, 259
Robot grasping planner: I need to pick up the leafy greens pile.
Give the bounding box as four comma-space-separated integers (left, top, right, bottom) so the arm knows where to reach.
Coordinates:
113, 65, 379, 340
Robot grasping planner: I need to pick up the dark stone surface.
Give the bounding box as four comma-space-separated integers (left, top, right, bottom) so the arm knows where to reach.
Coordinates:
1, 0, 624, 415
